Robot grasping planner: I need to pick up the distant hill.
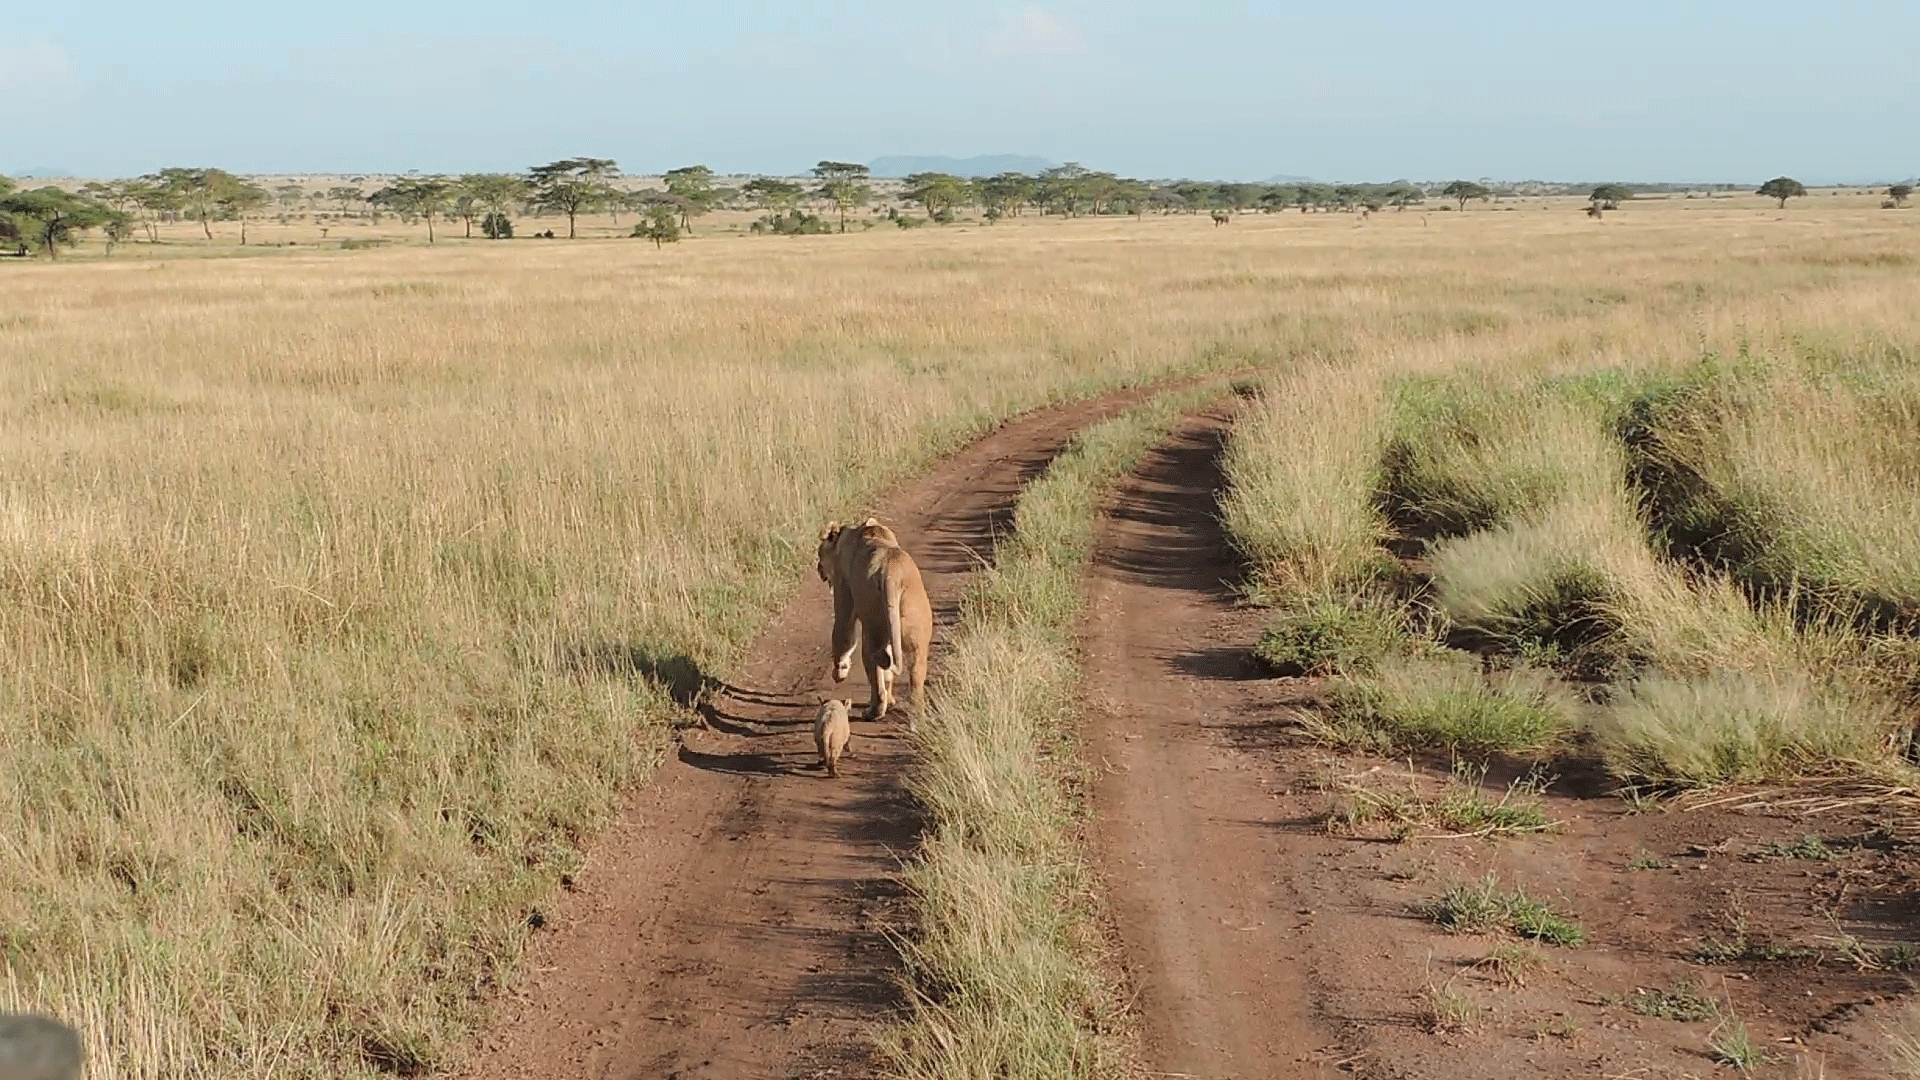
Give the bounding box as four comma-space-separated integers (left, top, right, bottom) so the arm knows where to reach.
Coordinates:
867, 154, 1056, 178
1263, 173, 1315, 184
7, 166, 76, 180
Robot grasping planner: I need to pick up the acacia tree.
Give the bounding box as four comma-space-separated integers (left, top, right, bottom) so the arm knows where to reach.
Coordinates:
451, 173, 523, 238
663, 165, 721, 232
1886, 184, 1911, 207
327, 185, 364, 213
0, 187, 119, 259
1442, 180, 1491, 210
216, 180, 270, 244
901, 172, 969, 219
1757, 176, 1807, 208
1038, 163, 1093, 215
975, 172, 1034, 218
633, 203, 680, 249
810, 161, 871, 232
371, 176, 453, 242
527, 157, 617, 238
146, 167, 264, 241
742, 176, 802, 213
1590, 183, 1633, 211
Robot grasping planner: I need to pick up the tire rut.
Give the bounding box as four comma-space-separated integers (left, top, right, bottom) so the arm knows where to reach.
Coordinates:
451, 381, 1184, 1080
1081, 406, 1342, 1080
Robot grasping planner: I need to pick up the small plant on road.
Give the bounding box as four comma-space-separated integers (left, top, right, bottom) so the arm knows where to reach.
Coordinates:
1424, 875, 1585, 946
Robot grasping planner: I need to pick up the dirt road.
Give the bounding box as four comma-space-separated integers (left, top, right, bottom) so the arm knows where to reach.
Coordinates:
1080, 406, 1348, 1079
451, 382, 1175, 1080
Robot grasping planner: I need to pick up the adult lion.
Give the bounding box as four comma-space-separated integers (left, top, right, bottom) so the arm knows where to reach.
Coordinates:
816, 517, 933, 728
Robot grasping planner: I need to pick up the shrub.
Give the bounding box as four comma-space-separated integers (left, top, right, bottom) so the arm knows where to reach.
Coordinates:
752, 209, 831, 236
481, 212, 514, 239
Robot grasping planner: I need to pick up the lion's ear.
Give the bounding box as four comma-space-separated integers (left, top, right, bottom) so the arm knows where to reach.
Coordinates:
861, 516, 880, 528
819, 522, 840, 542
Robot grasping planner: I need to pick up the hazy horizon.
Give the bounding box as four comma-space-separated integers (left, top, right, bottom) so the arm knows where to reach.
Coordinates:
5, 1, 1916, 185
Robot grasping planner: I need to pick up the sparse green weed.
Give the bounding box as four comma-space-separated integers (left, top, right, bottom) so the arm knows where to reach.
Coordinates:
1619, 980, 1721, 1022
1628, 848, 1673, 870
1473, 942, 1547, 987
1423, 875, 1585, 946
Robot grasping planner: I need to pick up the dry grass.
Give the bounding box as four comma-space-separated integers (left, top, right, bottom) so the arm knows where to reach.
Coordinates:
6, 195, 1920, 1076
1219, 197, 1920, 789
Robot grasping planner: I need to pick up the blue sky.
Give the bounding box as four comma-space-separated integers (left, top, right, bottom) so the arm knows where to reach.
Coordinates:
4, 0, 1915, 182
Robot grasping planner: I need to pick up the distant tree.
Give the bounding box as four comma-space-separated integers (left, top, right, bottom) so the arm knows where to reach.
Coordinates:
662, 165, 721, 232
1589, 183, 1634, 210
123, 179, 178, 242
274, 183, 307, 214
527, 157, 619, 238
370, 175, 453, 242
0, 187, 117, 259
461, 173, 527, 222
810, 161, 871, 232
632, 203, 680, 248
1442, 180, 1491, 210
742, 176, 803, 213
327, 185, 364, 213
217, 181, 271, 244
1757, 176, 1807, 209
975, 172, 1035, 217
1037, 163, 1094, 215
1110, 178, 1154, 218
148, 167, 253, 240
901, 172, 969, 219
1386, 184, 1425, 210
1888, 184, 1913, 208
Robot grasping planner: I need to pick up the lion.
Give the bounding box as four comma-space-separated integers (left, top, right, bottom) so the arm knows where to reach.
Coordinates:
815, 517, 933, 728
813, 698, 852, 777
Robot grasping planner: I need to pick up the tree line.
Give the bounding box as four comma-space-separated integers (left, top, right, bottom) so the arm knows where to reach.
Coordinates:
1, 159, 1910, 258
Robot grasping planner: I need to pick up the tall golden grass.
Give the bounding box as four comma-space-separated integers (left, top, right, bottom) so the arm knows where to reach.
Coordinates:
1221, 202, 1920, 783
3, 198, 1918, 1076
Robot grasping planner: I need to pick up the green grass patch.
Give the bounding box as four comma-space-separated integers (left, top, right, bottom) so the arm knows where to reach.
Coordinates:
1254, 588, 1418, 677
1317, 652, 1576, 756
1422, 875, 1585, 946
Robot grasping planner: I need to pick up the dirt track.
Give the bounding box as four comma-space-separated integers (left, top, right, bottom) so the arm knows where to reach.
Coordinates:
457, 390, 1914, 1080
451, 382, 1173, 1080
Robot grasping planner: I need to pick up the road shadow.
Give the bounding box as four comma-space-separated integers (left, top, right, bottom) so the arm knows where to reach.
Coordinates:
1094, 419, 1248, 599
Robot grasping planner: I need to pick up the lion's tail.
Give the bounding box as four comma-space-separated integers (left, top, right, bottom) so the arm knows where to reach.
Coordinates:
879, 568, 905, 673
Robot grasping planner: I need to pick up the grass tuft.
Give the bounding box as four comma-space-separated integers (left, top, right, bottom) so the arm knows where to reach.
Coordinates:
1318, 653, 1576, 755
1254, 588, 1420, 677
1619, 980, 1721, 1022
1327, 762, 1553, 840
1595, 668, 1898, 786
1422, 875, 1585, 946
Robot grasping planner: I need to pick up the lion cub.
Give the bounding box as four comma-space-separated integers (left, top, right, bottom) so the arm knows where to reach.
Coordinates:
813, 698, 853, 778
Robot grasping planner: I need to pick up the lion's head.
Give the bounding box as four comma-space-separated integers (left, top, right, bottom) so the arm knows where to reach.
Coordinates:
816, 523, 845, 583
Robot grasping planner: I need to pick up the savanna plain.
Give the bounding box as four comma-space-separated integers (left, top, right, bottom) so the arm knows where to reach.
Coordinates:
4, 193, 1920, 1079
